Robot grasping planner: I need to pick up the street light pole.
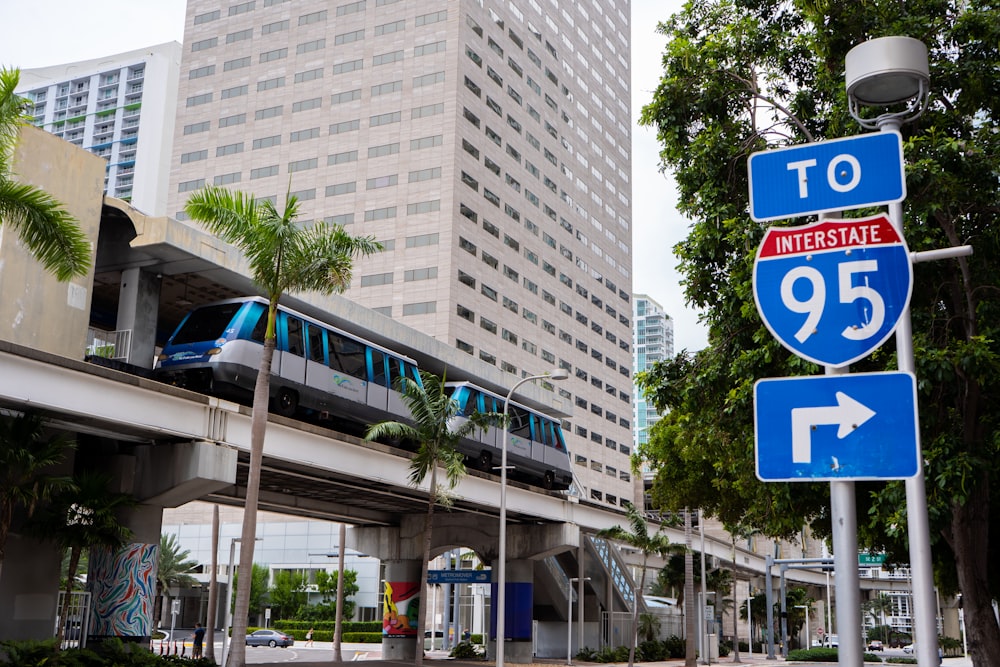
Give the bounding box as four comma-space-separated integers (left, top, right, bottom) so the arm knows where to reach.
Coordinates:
496, 368, 568, 667
845, 36, 957, 667
795, 605, 810, 649
222, 537, 261, 667
566, 577, 590, 665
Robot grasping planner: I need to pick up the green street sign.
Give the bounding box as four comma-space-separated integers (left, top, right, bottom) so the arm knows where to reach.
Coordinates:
858, 553, 887, 565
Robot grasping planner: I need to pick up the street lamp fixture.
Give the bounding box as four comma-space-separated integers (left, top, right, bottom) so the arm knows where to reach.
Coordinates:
846, 36, 930, 129
794, 605, 810, 650
496, 368, 568, 667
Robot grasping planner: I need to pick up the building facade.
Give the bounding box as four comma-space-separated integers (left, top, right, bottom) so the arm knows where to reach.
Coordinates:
632, 294, 673, 452
18, 43, 182, 216
168, 0, 636, 506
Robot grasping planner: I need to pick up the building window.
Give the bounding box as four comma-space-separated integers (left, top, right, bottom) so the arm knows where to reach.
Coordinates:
403, 301, 436, 316
361, 272, 393, 287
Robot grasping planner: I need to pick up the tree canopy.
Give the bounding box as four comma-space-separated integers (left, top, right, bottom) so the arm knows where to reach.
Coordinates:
637, 0, 1000, 662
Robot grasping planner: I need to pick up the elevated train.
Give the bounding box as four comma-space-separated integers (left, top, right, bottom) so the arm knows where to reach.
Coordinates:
155, 297, 571, 489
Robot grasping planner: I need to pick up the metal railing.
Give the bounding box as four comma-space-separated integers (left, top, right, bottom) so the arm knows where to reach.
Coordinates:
85, 328, 132, 361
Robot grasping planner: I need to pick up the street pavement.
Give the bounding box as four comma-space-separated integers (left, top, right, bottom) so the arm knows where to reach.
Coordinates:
156, 639, 975, 666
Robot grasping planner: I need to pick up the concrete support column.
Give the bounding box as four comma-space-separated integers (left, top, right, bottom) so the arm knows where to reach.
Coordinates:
88, 503, 162, 643
382, 559, 423, 661
115, 267, 161, 368
490, 558, 534, 664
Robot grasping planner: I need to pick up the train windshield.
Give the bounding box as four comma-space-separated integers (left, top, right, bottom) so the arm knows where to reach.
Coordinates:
171, 303, 244, 344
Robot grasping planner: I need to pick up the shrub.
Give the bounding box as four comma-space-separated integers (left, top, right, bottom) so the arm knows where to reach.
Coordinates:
787, 647, 840, 662
886, 659, 918, 665
574, 646, 598, 662
636, 640, 666, 662
663, 635, 686, 658
450, 641, 483, 659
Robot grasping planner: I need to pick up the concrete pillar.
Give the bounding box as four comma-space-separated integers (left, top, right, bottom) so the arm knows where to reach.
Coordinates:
490, 558, 535, 663
88, 503, 162, 644
115, 267, 161, 368
0, 532, 64, 641
382, 559, 422, 660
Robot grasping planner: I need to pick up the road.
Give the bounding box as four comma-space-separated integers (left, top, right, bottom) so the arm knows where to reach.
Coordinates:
152, 639, 382, 663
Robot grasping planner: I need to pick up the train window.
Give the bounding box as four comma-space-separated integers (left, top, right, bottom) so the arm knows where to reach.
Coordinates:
248, 306, 267, 342
509, 406, 531, 438
387, 355, 405, 390
406, 362, 421, 384
328, 332, 367, 377
306, 325, 325, 363
285, 316, 305, 356
370, 349, 388, 386
173, 303, 243, 344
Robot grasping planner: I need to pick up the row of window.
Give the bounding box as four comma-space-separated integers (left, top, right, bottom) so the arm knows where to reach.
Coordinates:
193, 0, 409, 26
186, 69, 445, 108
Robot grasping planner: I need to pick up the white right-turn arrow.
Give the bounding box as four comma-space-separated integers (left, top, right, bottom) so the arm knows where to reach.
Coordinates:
790, 392, 876, 464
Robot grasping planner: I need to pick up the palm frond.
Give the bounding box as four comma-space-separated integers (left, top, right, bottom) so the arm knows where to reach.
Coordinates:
0, 67, 30, 164
0, 178, 91, 280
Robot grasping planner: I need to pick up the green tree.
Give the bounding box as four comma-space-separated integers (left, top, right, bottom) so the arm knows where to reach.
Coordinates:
155, 534, 199, 628
311, 568, 358, 620
0, 67, 90, 280
365, 370, 502, 667
0, 411, 74, 584
636, 1, 1000, 662
184, 185, 379, 667
232, 562, 270, 625
269, 570, 308, 620
28, 471, 133, 642
597, 502, 680, 667
863, 594, 896, 644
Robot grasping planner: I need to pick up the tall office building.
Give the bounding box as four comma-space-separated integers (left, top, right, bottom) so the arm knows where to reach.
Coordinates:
632, 294, 672, 451
169, 0, 635, 505
18, 43, 182, 216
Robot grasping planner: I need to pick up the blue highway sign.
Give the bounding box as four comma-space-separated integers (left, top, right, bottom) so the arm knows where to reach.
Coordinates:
753, 214, 912, 368
754, 372, 919, 482
748, 132, 905, 221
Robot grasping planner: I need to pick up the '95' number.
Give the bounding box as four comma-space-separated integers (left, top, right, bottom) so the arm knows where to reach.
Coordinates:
780, 260, 885, 344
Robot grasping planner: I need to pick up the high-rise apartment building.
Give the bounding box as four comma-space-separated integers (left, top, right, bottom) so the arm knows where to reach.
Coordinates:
168, 0, 635, 506
18, 43, 182, 216
632, 294, 672, 451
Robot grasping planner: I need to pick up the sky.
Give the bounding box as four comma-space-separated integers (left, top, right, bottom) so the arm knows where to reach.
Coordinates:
0, 0, 706, 353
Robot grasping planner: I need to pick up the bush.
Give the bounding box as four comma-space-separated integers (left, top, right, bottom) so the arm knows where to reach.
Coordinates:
341, 632, 383, 643
449, 641, 484, 659
886, 659, 918, 665
574, 646, 598, 662
663, 635, 686, 658
787, 647, 840, 662
636, 640, 667, 662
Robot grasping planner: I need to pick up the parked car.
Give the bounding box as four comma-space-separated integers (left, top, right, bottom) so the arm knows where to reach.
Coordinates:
903, 643, 915, 654
246, 629, 294, 648
868, 640, 884, 651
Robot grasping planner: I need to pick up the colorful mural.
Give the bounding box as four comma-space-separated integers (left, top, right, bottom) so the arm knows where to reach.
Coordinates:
88, 542, 157, 638
382, 580, 420, 637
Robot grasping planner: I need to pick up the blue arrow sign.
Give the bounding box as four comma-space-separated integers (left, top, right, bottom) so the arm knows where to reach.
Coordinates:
754, 372, 919, 482
748, 132, 905, 221
753, 214, 913, 368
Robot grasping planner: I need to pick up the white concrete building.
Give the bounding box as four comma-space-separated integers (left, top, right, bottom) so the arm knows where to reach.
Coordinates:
632, 294, 673, 452
168, 0, 637, 507
18, 43, 182, 216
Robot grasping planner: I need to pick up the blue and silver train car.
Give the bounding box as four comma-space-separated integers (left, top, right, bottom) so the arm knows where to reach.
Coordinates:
156, 297, 420, 427
445, 381, 573, 490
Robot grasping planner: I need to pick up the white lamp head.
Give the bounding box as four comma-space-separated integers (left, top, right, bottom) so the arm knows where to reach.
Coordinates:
845, 36, 931, 130
548, 368, 569, 381
846, 36, 929, 106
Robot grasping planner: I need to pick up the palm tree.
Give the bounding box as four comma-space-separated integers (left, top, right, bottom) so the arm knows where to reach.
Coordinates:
365, 370, 502, 667
864, 594, 896, 644
0, 411, 75, 583
184, 185, 379, 667
28, 470, 134, 643
0, 67, 90, 280
597, 502, 679, 667
155, 534, 199, 629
